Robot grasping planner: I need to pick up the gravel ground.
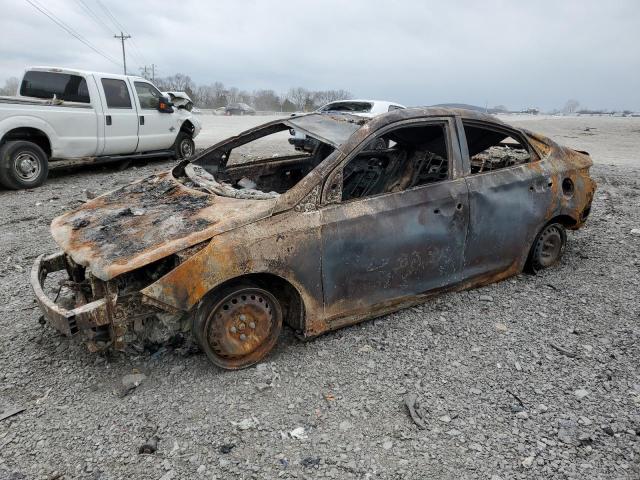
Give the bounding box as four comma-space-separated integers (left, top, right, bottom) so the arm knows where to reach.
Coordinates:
0, 115, 639, 479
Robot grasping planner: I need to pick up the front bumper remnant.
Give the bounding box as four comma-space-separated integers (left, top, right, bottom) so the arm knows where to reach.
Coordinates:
30, 252, 116, 337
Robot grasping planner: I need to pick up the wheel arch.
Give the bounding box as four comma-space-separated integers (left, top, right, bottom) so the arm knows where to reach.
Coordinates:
1, 126, 52, 157
197, 272, 305, 331
180, 120, 195, 136
547, 214, 578, 229
524, 216, 570, 273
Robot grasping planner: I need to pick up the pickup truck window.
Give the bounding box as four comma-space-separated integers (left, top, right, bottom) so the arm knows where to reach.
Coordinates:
101, 78, 132, 109
20, 71, 90, 103
134, 81, 162, 109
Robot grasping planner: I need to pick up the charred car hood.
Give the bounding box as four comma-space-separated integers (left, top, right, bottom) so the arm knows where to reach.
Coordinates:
51, 172, 276, 280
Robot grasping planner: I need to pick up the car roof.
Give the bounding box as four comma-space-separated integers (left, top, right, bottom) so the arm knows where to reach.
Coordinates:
395, 106, 506, 124
287, 107, 507, 146
323, 99, 406, 109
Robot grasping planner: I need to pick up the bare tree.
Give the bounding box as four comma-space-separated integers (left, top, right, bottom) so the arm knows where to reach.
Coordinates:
145, 74, 354, 112
0, 77, 19, 96
253, 89, 281, 111
226, 87, 240, 104
564, 99, 580, 114
287, 87, 310, 111
155, 74, 195, 97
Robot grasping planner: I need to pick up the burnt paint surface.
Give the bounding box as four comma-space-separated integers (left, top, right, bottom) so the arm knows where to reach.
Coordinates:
320, 178, 469, 318
51, 172, 276, 280
44, 108, 596, 344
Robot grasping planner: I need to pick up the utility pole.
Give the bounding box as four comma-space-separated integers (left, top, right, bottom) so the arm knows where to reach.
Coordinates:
151, 63, 156, 82
114, 31, 131, 74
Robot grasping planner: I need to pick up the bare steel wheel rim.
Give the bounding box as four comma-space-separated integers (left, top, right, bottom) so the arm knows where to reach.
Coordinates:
206, 288, 278, 363
538, 228, 562, 267
180, 139, 193, 157
14, 151, 41, 181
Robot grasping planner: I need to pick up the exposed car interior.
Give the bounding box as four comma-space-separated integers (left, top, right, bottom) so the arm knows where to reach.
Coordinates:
182, 123, 335, 198
342, 124, 449, 201
464, 123, 533, 173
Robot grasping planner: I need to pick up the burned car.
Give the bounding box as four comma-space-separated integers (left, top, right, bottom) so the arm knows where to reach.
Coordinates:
31, 108, 596, 369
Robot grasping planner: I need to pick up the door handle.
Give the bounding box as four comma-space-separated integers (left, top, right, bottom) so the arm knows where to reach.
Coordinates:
139, 116, 144, 125
105, 115, 112, 126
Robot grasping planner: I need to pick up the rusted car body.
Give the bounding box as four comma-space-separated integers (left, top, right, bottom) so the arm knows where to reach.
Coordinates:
31, 108, 596, 368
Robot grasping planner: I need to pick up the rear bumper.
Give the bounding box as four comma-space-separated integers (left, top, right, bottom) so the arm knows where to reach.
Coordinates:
30, 252, 116, 337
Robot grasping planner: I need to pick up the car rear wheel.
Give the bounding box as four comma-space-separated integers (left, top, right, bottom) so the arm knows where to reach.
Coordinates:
526, 223, 567, 273
0, 140, 49, 190
192, 283, 283, 369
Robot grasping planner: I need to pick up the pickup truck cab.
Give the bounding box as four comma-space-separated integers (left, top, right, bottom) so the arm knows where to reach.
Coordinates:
0, 67, 201, 189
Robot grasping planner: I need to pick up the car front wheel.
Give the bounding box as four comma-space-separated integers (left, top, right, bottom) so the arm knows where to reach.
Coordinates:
174, 132, 195, 159
526, 223, 567, 273
192, 284, 283, 369
0, 140, 49, 190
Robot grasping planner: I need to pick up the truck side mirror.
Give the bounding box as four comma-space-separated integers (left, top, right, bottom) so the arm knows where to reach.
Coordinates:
158, 97, 174, 113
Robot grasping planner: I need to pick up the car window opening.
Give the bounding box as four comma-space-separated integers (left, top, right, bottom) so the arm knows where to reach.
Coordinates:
464, 123, 532, 173
178, 123, 335, 199
321, 101, 373, 113
342, 124, 449, 201
20, 71, 91, 103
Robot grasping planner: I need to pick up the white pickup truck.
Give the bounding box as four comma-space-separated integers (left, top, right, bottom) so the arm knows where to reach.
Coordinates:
0, 67, 201, 189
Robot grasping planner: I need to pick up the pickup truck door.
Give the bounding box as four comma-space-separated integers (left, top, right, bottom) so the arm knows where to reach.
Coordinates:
95, 75, 139, 155
131, 80, 177, 152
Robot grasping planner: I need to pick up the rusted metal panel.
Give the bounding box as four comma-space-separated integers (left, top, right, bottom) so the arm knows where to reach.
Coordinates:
141, 207, 324, 325
51, 171, 277, 280
31, 252, 116, 336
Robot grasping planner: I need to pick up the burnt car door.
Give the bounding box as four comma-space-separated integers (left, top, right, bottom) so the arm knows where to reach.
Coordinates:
319, 118, 469, 320
458, 119, 552, 278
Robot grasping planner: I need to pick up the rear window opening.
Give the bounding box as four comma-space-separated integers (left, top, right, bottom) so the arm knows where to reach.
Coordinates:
464, 123, 534, 174
178, 123, 335, 199
20, 71, 90, 103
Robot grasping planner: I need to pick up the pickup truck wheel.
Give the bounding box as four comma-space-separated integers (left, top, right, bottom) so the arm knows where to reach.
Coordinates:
526, 223, 567, 273
0, 141, 49, 190
174, 132, 195, 159
192, 284, 283, 370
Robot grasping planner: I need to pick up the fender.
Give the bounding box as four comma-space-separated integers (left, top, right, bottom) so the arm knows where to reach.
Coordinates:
0, 116, 57, 154
141, 211, 324, 327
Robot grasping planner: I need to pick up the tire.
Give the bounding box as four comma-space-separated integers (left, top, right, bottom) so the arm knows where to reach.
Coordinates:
0, 140, 49, 190
174, 132, 195, 159
192, 283, 283, 370
526, 223, 567, 273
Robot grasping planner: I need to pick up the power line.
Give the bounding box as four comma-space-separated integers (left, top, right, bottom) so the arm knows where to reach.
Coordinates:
96, 0, 127, 32
94, 0, 148, 67
74, 0, 112, 36
25, 0, 121, 67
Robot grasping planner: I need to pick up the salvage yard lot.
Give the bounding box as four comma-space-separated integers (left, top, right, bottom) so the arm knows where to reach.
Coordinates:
0, 114, 639, 479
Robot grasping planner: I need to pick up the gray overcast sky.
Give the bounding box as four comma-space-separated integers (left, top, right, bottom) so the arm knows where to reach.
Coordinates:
1, 0, 639, 111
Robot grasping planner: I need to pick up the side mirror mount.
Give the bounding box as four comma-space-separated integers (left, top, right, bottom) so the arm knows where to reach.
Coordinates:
158, 97, 174, 113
